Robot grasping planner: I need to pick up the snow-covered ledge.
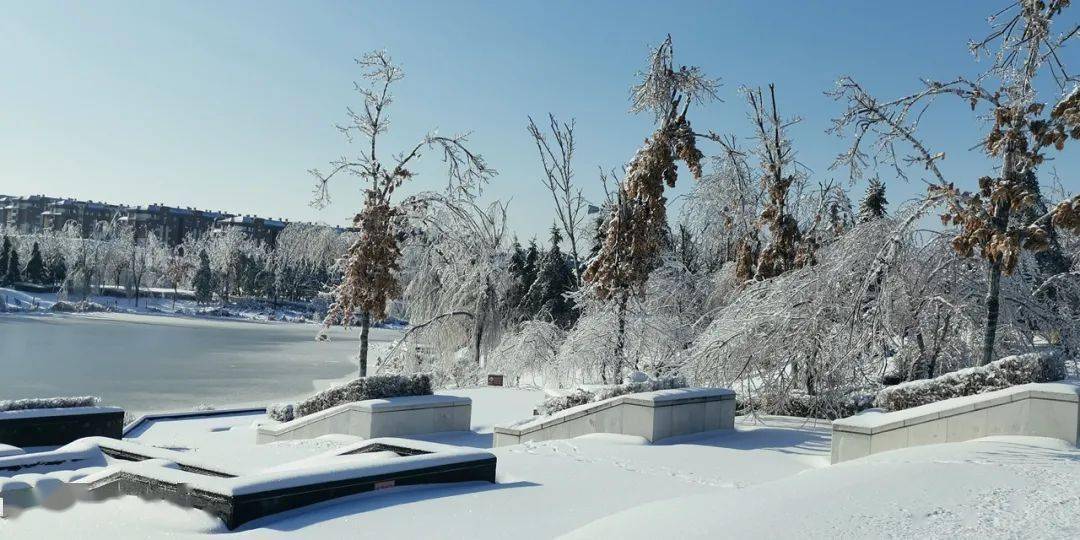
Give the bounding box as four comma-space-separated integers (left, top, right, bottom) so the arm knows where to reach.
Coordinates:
831, 381, 1080, 464
256, 395, 471, 444
0, 406, 125, 448
493, 388, 736, 447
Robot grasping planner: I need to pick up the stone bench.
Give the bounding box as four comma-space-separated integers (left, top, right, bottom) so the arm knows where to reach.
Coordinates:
256, 395, 471, 444
831, 381, 1080, 463
493, 388, 736, 447
0, 406, 124, 448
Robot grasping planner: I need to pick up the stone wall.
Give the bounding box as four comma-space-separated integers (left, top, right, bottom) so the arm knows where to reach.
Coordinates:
256, 395, 471, 444
831, 381, 1080, 463
494, 388, 736, 446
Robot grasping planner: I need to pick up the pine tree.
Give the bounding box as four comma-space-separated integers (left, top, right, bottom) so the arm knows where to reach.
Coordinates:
4, 249, 21, 286
25, 242, 45, 284
48, 255, 67, 285
0, 236, 10, 282
523, 225, 578, 328
193, 250, 214, 304
857, 178, 888, 223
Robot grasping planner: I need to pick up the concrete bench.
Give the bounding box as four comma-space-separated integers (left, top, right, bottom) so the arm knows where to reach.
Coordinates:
831, 381, 1080, 463
0, 406, 124, 448
493, 388, 736, 447
256, 395, 471, 444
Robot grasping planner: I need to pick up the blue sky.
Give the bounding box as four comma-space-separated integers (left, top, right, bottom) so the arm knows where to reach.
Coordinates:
2, 1, 1077, 242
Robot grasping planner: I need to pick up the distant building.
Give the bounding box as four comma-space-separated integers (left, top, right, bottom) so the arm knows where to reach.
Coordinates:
1, 195, 60, 233
42, 199, 125, 237
213, 215, 288, 245
119, 204, 231, 246
0, 193, 344, 247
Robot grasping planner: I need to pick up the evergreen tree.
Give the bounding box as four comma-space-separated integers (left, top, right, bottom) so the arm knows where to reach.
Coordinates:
25, 242, 45, 284
0, 236, 10, 281
47, 255, 67, 285
4, 249, 20, 286
857, 178, 888, 223
193, 250, 214, 304
523, 225, 578, 328
505, 237, 530, 321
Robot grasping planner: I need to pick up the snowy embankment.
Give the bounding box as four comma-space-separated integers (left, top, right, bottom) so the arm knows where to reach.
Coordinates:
0, 286, 331, 325
3, 387, 1080, 538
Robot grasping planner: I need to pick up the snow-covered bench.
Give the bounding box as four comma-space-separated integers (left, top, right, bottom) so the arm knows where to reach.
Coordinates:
493, 388, 736, 446
0, 406, 125, 448
256, 395, 472, 444
831, 381, 1080, 463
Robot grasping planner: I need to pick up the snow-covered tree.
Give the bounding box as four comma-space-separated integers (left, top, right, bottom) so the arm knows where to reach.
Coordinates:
858, 178, 888, 222
528, 114, 587, 281
3, 247, 20, 286
24, 242, 45, 284
584, 35, 717, 382
830, 0, 1080, 366
311, 50, 495, 376
0, 236, 10, 283
522, 225, 578, 328
192, 249, 214, 304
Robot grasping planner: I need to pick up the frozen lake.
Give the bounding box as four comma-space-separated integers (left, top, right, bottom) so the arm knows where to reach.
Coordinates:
0, 313, 402, 414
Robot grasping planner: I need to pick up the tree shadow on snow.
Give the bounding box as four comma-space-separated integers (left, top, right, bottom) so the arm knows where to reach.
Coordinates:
240, 480, 538, 532
656, 425, 832, 456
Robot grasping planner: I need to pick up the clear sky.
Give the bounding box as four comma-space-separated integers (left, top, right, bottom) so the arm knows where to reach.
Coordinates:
2, 1, 1077, 242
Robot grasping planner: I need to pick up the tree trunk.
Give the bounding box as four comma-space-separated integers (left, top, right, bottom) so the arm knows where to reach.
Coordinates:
358, 311, 370, 377
979, 259, 1004, 366
980, 150, 1016, 366
612, 292, 629, 383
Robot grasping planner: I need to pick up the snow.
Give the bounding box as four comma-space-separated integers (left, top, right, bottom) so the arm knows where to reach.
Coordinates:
2, 388, 1080, 538
566, 436, 1080, 539
0, 286, 321, 323
0, 444, 24, 458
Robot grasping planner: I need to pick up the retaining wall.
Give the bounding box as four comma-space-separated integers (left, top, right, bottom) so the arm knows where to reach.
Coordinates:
831, 381, 1080, 463
493, 388, 736, 447
256, 395, 471, 444
0, 407, 124, 448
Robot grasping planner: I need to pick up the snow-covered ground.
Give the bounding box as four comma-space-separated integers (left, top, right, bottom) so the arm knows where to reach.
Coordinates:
3, 386, 1078, 538
0, 286, 324, 324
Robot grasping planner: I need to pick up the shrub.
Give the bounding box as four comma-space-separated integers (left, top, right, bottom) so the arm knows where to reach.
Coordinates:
874, 351, 1067, 412
50, 300, 110, 313
535, 376, 688, 416
739, 390, 876, 420
0, 396, 101, 412
268, 373, 433, 422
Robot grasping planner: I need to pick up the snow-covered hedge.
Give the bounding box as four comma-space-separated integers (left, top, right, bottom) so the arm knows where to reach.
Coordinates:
268, 373, 433, 422
535, 376, 687, 416
50, 300, 111, 313
738, 390, 876, 420
874, 351, 1067, 412
0, 396, 101, 412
